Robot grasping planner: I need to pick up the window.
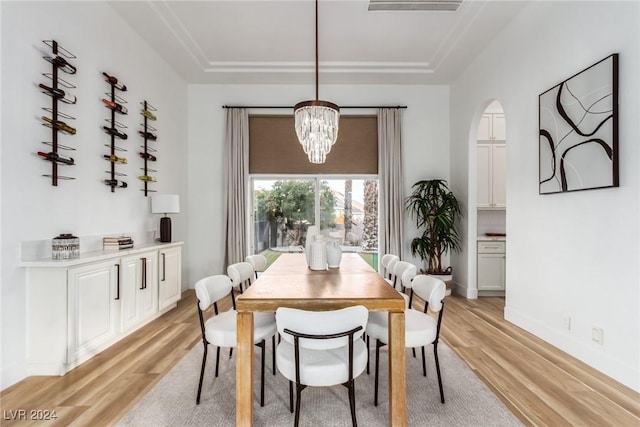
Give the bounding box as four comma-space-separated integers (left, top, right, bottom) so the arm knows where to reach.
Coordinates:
251, 177, 378, 269
248, 114, 379, 268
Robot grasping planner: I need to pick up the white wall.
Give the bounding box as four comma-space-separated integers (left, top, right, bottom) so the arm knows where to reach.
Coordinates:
450, 1, 639, 391
0, 1, 188, 389
186, 84, 450, 283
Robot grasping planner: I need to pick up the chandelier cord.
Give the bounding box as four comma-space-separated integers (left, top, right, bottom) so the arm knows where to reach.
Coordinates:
315, 0, 319, 101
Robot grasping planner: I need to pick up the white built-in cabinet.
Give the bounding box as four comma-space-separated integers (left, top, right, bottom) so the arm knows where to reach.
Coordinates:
121, 250, 158, 332
476, 113, 506, 141
23, 242, 182, 375
477, 143, 506, 208
159, 246, 182, 311
477, 240, 506, 291
67, 260, 120, 365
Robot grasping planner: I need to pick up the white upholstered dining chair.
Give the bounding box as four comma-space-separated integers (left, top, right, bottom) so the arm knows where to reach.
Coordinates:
366, 275, 447, 406
194, 274, 277, 406
227, 261, 254, 293
379, 253, 399, 280
246, 254, 268, 279
275, 305, 369, 427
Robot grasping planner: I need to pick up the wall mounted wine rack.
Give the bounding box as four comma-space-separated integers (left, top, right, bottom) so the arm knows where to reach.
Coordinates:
39, 40, 77, 186
139, 101, 158, 196
102, 72, 128, 192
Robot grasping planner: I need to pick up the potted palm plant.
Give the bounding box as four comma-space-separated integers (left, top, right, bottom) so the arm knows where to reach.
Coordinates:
406, 179, 463, 292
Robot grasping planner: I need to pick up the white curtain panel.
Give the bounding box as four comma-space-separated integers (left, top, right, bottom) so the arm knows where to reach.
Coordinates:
378, 108, 404, 261
225, 108, 249, 266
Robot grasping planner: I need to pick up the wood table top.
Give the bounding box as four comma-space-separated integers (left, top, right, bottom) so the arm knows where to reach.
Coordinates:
236, 253, 405, 313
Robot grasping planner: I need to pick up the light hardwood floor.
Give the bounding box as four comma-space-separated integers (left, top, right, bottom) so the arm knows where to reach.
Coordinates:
1, 290, 639, 426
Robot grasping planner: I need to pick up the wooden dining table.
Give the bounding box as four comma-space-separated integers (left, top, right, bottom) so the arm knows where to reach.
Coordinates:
236, 252, 407, 426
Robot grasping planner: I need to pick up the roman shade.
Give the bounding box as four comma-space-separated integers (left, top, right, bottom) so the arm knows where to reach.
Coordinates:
249, 115, 378, 174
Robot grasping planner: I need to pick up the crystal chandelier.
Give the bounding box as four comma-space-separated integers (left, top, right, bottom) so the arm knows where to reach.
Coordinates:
294, 0, 340, 164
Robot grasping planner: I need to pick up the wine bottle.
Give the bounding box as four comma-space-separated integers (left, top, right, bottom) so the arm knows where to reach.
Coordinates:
102, 98, 128, 114
141, 109, 157, 121
102, 72, 127, 91
39, 83, 64, 98
102, 126, 128, 140
52, 56, 77, 74
138, 131, 157, 141
138, 175, 157, 182
37, 151, 75, 165
42, 116, 76, 135
39, 83, 77, 104
104, 154, 128, 164
104, 179, 128, 188
139, 152, 157, 161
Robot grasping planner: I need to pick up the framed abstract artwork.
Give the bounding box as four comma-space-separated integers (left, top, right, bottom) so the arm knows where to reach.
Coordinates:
539, 54, 619, 194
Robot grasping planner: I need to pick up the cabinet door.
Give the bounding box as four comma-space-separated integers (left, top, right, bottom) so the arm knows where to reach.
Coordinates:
492, 114, 506, 140
67, 260, 120, 364
121, 251, 158, 331
476, 114, 491, 140
159, 246, 182, 311
492, 144, 507, 208
476, 144, 492, 208
477, 253, 505, 291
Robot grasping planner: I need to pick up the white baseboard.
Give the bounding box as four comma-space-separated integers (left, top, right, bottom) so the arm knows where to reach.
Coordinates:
1, 360, 28, 391
505, 305, 640, 393
451, 281, 478, 299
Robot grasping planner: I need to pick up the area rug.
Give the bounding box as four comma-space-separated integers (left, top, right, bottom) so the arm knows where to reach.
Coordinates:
118, 342, 522, 426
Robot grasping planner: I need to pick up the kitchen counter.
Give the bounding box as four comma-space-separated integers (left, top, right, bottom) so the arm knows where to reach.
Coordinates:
477, 234, 506, 241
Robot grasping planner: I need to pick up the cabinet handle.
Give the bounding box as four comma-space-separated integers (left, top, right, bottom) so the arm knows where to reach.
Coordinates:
115, 264, 120, 300
140, 257, 147, 290
161, 253, 166, 282
483, 245, 501, 249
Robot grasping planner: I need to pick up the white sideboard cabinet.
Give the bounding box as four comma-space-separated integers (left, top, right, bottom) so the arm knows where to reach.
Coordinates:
23, 242, 183, 375
121, 250, 158, 332
159, 246, 182, 311
67, 260, 120, 366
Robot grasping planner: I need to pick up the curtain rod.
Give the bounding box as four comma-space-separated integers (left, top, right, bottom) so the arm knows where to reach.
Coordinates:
222, 105, 407, 109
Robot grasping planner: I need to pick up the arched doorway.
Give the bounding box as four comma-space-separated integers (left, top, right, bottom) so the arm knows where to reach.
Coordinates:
473, 100, 506, 296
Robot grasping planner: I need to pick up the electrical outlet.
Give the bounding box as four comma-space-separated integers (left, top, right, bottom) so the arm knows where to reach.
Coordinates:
563, 315, 572, 331
592, 327, 604, 345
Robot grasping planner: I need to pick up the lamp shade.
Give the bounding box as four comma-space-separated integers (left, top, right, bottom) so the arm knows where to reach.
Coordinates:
151, 194, 180, 214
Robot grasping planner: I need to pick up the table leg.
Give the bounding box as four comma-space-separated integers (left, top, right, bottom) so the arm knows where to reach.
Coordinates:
388, 311, 406, 426
237, 311, 254, 426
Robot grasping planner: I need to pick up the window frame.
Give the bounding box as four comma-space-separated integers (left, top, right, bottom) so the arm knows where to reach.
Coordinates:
248, 174, 379, 255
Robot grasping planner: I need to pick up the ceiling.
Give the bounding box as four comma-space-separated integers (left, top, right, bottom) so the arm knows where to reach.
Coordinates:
108, 0, 527, 85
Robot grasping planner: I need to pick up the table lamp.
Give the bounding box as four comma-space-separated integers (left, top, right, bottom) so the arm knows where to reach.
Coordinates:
151, 194, 180, 242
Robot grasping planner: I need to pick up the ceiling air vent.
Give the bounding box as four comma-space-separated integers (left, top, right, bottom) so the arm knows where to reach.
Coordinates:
368, 0, 463, 11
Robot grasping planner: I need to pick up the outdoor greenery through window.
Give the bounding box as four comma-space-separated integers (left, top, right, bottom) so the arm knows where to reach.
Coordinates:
251, 178, 379, 269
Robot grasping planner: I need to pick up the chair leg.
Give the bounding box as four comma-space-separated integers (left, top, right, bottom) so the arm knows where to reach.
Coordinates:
374, 339, 382, 406
196, 343, 208, 404
289, 381, 294, 413
421, 346, 427, 377
229, 348, 233, 359
412, 348, 416, 358
434, 343, 445, 404
408, 289, 414, 309
366, 335, 370, 374
215, 346, 221, 377
272, 335, 276, 375
294, 383, 303, 427
259, 340, 266, 407
347, 380, 358, 427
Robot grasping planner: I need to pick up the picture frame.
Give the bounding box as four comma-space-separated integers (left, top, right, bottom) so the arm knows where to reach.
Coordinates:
538, 53, 619, 194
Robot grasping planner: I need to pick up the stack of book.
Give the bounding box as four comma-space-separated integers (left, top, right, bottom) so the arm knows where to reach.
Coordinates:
103, 236, 134, 251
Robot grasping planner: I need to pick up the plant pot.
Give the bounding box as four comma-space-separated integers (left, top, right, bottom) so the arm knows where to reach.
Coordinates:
421, 269, 453, 296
